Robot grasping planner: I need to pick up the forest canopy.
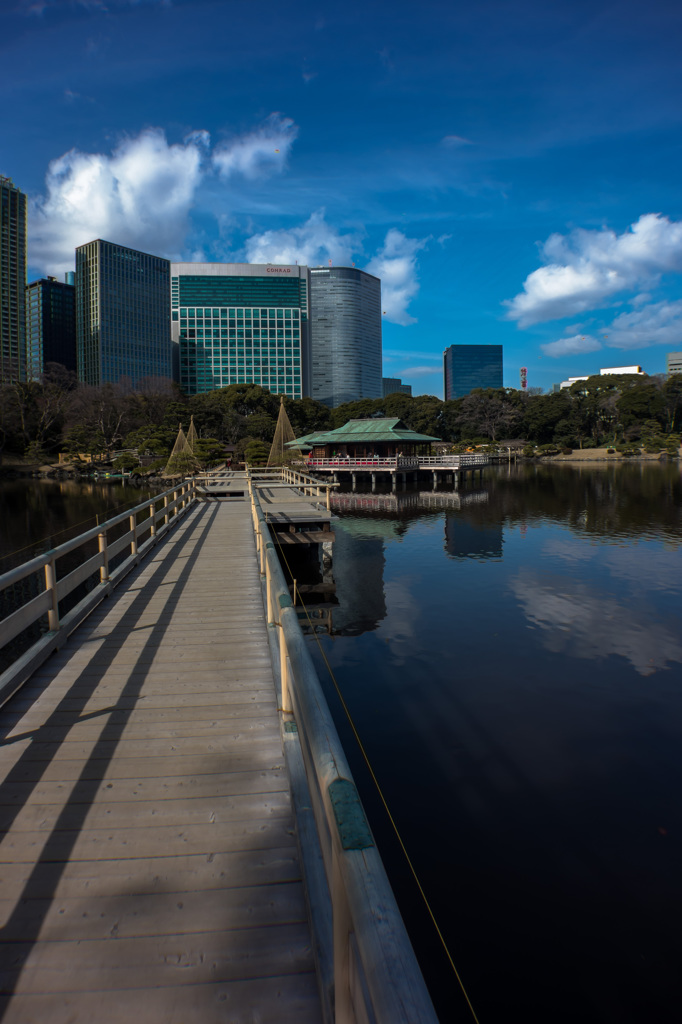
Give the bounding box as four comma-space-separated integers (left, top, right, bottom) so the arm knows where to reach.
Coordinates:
1, 366, 681, 464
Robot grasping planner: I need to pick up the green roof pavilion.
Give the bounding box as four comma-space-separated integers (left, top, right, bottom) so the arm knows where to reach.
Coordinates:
288, 418, 440, 458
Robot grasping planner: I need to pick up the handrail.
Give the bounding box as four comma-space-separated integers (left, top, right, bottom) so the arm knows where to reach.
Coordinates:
246, 467, 438, 1024
0, 480, 198, 707
306, 457, 420, 471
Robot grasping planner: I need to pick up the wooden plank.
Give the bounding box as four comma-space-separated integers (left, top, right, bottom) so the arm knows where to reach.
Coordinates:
0, 846, 303, 897
0, 880, 308, 939
0, 767, 289, 806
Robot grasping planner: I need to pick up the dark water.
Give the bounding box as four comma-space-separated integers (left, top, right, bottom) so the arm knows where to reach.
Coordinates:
283, 462, 682, 1024
0, 479, 160, 673
0, 478, 160, 573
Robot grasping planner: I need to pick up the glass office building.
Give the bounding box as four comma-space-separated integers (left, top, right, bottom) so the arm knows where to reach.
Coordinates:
0, 176, 27, 383
309, 267, 382, 407
171, 263, 310, 398
76, 239, 171, 388
26, 276, 76, 380
443, 344, 503, 400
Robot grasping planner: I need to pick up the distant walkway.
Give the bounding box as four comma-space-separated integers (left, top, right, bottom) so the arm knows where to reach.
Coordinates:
0, 501, 322, 1023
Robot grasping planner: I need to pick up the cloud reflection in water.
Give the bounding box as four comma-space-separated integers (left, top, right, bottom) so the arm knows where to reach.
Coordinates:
509, 569, 682, 676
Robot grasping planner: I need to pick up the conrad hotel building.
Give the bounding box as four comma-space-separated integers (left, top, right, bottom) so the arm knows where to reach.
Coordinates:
171, 263, 310, 398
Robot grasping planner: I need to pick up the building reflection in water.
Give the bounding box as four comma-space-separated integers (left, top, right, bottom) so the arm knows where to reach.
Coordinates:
443, 514, 502, 560
294, 485, 495, 635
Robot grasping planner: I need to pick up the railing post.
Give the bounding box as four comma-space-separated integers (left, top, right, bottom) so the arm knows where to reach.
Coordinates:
326, 487, 331, 511
332, 852, 354, 1024
163, 494, 169, 526
266, 549, 275, 624
280, 629, 292, 712
149, 497, 156, 539
44, 556, 59, 633
129, 513, 138, 557
173, 489, 178, 518
98, 529, 109, 583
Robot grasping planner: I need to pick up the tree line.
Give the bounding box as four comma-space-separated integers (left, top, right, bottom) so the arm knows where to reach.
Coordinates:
1, 365, 681, 468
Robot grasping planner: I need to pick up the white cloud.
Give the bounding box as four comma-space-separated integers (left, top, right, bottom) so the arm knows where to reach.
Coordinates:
29, 117, 299, 277
30, 128, 208, 276
505, 214, 682, 326
541, 300, 682, 357
604, 300, 682, 350
245, 217, 426, 327
366, 229, 428, 326
441, 135, 473, 147
244, 209, 358, 266
541, 334, 603, 358
212, 114, 297, 180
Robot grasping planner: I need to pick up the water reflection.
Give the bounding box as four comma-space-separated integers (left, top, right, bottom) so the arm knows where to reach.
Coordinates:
301, 463, 682, 1024
509, 568, 682, 676
0, 478, 157, 572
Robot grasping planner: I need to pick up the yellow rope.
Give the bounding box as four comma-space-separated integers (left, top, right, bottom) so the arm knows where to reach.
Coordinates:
272, 531, 482, 1024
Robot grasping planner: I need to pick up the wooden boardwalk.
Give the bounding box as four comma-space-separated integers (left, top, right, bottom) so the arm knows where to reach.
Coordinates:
0, 499, 322, 1023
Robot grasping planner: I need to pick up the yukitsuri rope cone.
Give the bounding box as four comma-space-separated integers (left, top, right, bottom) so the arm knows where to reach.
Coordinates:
267, 396, 304, 468
186, 415, 199, 452
164, 423, 196, 475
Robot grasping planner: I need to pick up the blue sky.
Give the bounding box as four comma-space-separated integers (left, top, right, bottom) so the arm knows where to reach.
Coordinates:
2, 0, 682, 396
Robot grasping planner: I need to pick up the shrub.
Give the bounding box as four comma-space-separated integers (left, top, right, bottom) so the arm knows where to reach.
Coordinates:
113, 453, 141, 472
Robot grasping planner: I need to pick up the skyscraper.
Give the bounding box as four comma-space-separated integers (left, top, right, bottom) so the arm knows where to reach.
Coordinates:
0, 176, 27, 383
171, 263, 310, 398
26, 276, 76, 379
76, 239, 171, 388
443, 344, 503, 401
309, 267, 382, 408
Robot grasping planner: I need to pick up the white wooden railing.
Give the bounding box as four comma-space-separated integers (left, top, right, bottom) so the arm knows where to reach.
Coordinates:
0, 481, 197, 707
307, 456, 420, 470
418, 454, 489, 467
246, 467, 437, 1024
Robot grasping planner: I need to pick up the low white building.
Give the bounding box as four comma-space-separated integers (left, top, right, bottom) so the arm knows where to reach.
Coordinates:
560, 366, 645, 389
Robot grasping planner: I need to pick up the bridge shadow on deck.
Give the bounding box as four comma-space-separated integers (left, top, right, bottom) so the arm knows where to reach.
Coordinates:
0, 503, 221, 1013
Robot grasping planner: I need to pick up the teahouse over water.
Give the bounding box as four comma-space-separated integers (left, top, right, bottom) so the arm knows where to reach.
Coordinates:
289, 418, 440, 459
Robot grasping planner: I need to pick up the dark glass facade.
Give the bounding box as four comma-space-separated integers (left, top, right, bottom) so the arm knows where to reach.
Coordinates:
76, 239, 171, 388
0, 176, 27, 383
309, 267, 382, 408
443, 344, 503, 400
26, 277, 76, 379
171, 264, 309, 398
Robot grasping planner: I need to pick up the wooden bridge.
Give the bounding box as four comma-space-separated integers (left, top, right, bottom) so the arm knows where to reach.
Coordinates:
0, 470, 438, 1024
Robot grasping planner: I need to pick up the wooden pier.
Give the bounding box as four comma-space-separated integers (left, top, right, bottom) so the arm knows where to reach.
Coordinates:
0, 471, 437, 1024
0, 493, 321, 1023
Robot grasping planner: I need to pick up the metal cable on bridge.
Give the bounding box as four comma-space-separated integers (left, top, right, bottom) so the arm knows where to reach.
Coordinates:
270, 528, 482, 1024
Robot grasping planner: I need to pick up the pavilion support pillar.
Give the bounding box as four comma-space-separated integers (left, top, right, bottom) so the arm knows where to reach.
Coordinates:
454, 472, 460, 490
352, 472, 357, 490
391, 473, 397, 492
371, 473, 377, 493
432, 471, 437, 491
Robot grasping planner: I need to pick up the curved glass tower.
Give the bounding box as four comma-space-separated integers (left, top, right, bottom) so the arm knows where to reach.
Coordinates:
309, 266, 382, 408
